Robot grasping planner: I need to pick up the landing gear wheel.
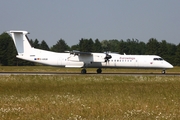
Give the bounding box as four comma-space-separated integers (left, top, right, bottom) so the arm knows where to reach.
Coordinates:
97, 68, 102, 74
162, 70, 166, 74
81, 69, 87, 74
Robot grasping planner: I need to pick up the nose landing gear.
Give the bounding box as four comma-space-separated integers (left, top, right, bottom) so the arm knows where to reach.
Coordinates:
162, 69, 166, 74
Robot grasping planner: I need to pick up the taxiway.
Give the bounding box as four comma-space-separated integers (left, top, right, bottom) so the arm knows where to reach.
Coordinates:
0, 72, 180, 76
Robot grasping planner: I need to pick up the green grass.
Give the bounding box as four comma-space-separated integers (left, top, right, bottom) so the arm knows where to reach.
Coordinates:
0, 75, 180, 119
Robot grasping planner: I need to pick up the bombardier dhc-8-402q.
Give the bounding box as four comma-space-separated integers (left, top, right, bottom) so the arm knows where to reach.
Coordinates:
8, 30, 173, 74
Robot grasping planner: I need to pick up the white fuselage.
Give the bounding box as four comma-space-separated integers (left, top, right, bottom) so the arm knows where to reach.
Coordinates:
17, 48, 173, 69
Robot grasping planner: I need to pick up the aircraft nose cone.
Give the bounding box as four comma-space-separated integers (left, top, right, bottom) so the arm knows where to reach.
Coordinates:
166, 62, 173, 69
169, 64, 173, 69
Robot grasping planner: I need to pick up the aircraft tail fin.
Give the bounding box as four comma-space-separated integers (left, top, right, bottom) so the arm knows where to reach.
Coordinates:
8, 30, 32, 56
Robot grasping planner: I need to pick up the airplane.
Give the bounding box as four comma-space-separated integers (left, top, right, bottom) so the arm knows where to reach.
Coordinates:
7, 30, 173, 74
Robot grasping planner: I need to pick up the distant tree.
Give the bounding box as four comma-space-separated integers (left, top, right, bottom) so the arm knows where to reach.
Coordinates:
166, 43, 176, 57
78, 38, 85, 51
101, 40, 110, 52
108, 39, 119, 52
16, 59, 35, 66
40, 40, 50, 51
29, 39, 34, 47
70, 44, 79, 51
146, 38, 160, 55
33, 39, 40, 48
138, 41, 146, 55
175, 43, 180, 66
125, 39, 140, 54
166, 43, 176, 65
119, 40, 128, 54
93, 39, 102, 52
158, 40, 168, 59
79, 38, 94, 52
88, 38, 94, 52
51, 39, 70, 52
118, 39, 145, 55
0, 32, 17, 65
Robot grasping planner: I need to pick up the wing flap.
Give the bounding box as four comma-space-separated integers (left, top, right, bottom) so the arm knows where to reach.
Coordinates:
65, 65, 83, 68
67, 50, 92, 56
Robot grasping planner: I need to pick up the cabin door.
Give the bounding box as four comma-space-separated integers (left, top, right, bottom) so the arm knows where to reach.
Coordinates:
135, 59, 139, 67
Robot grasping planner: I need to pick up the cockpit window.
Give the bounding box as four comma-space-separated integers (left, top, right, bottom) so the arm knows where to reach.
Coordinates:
153, 58, 164, 61
159, 58, 163, 60
153, 58, 158, 60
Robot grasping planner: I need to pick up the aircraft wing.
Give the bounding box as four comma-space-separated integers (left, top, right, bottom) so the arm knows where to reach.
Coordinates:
67, 50, 92, 56
67, 50, 111, 63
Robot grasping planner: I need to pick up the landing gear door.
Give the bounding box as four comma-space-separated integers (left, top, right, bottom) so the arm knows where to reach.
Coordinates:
135, 59, 139, 67
58, 57, 67, 66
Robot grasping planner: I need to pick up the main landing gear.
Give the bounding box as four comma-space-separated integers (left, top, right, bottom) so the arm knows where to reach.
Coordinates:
96, 68, 102, 74
81, 68, 87, 74
81, 68, 102, 74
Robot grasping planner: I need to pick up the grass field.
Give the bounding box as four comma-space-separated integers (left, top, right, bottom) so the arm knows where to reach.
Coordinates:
0, 66, 180, 119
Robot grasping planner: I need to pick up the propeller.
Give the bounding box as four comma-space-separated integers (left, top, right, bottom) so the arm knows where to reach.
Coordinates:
104, 52, 112, 63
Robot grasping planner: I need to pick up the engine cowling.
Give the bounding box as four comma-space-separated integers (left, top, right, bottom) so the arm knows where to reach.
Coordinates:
104, 54, 112, 62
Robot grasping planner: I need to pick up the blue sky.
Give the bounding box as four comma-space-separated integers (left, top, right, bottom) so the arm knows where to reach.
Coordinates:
1, 0, 180, 47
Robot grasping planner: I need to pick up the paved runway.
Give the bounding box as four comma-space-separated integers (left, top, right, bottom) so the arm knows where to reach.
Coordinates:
0, 72, 180, 76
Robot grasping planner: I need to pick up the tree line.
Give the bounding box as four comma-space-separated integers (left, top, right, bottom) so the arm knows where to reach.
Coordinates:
0, 32, 180, 66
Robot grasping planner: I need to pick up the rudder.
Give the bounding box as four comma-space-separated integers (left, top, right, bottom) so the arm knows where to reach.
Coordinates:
8, 30, 32, 56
